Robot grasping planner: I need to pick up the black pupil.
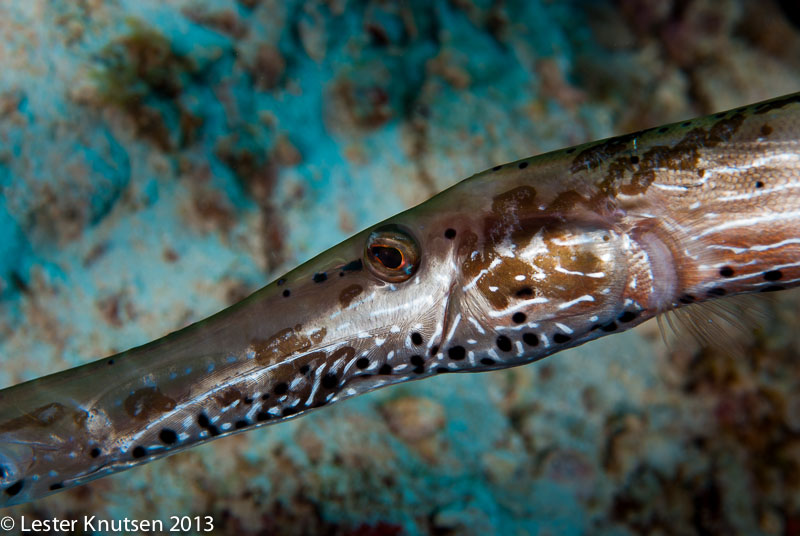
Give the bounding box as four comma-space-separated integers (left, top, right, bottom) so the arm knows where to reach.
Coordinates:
371, 245, 403, 269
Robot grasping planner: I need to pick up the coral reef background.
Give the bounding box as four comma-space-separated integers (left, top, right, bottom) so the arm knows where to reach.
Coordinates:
1, 1, 800, 534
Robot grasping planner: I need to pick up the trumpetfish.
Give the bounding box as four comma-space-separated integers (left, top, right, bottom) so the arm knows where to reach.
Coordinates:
1, 92, 799, 507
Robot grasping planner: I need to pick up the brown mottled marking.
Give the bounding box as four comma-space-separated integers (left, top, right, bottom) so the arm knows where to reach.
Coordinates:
490, 186, 537, 223
570, 135, 633, 174
602, 157, 636, 192
301, 351, 327, 371
71, 410, 88, 429
253, 325, 326, 365
339, 284, 364, 308
328, 346, 356, 362
456, 230, 479, 258
0, 403, 68, 434
213, 388, 241, 408
546, 190, 587, 213
254, 327, 310, 365
576, 113, 747, 200
619, 170, 656, 196
466, 185, 606, 311
460, 186, 541, 310
463, 211, 611, 311
310, 327, 326, 344
640, 114, 746, 176
124, 387, 176, 420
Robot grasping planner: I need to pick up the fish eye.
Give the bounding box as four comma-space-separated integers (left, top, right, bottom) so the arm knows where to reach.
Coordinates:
364, 225, 420, 282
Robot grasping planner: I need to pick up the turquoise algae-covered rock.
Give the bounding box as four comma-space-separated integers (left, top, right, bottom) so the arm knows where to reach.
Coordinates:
1, 1, 800, 534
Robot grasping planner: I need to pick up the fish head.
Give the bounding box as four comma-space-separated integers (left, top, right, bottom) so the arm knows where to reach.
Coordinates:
260, 170, 652, 404
388, 180, 648, 372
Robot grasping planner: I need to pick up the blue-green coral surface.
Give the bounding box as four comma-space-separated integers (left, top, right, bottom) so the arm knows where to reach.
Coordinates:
2, 1, 800, 534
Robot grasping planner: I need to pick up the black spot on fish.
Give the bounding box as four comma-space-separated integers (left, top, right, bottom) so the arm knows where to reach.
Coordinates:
234, 419, 249, 429
410, 355, 424, 367
681, 121, 691, 127
480, 358, 495, 365
764, 270, 783, 281
244, 396, 254, 404
753, 95, 800, 115
618, 311, 639, 323
277, 278, 286, 286
321, 373, 338, 388
630, 155, 639, 164
512, 312, 526, 324
299, 364, 310, 375
379, 364, 392, 375
341, 259, 364, 273
444, 228, 457, 239
523, 333, 539, 346
274, 382, 289, 395
49, 482, 63, 491
89, 447, 101, 458
282, 289, 291, 297
719, 266, 734, 277
256, 411, 271, 422
493, 164, 502, 171
5, 480, 22, 497
198, 413, 220, 437
679, 294, 695, 304
429, 345, 439, 356
553, 333, 571, 344
658, 127, 668, 133
601, 322, 618, 332
261, 393, 270, 401
313, 272, 327, 283
707, 287, 726, 297
496, 335, 512, 352
282, 406, 301, 417
107, 359, 115, 366
518, 161, 528, 169
515, 287, 533, 297
132, 446, 146, 459
448, 346, 466, 360
159, 429, 178, 445
755, 180, 764, 188
411, 332, 423, 345
356, 357, 370, 369
566, 147, 575, 154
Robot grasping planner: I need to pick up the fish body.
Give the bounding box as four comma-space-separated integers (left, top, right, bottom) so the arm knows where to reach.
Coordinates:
1, 92, 799, 506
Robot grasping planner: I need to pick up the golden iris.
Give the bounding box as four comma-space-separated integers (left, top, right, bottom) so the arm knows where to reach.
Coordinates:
364, 225, 420, 282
